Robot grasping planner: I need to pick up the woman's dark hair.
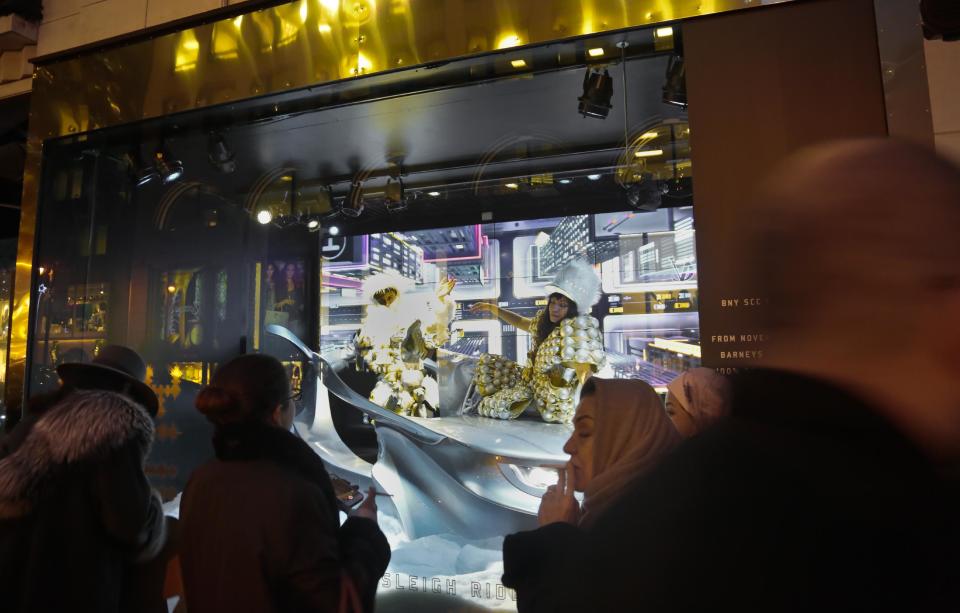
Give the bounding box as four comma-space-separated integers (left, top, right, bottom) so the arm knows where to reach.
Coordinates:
535, 292, 579, 345
195, 354, 289, 426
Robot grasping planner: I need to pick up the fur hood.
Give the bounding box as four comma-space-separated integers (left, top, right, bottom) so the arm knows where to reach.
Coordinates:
0, 390, 154, 519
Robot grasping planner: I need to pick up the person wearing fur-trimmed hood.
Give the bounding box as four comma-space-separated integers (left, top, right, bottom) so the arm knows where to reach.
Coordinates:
0, 345, 167, 613
470, 259, 606, 424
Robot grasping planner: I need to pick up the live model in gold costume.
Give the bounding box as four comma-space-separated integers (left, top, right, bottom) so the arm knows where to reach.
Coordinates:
470, 260, 605, 424
356, 273, 457, 418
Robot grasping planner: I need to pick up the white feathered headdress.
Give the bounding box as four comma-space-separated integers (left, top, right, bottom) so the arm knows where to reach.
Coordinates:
362, 271, 414, 305
544, 259, 601, 309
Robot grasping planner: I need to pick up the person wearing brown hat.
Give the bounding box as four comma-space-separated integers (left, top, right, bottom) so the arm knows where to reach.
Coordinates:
0, 345, 167, 613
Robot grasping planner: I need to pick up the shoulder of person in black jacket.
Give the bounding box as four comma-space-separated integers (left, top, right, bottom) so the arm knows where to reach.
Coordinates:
180, 421, 390, 613
0, 388, 166, 613
532, 370, 960, 613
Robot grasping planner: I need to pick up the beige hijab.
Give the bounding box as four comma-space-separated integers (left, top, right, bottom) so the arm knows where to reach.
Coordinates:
580, 378, 681, 527
666, 367, 732, 434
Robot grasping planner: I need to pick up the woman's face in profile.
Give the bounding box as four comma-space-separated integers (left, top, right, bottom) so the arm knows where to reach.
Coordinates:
562, 395, 596, 492
664, 391, 695, 438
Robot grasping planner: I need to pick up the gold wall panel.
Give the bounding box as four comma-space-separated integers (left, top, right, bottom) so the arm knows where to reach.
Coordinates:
5, 0, 794, 415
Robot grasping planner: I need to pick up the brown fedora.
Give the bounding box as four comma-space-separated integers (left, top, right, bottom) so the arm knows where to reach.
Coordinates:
56, 345, 159, 417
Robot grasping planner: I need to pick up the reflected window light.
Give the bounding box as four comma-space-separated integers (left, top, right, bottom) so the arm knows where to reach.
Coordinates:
588, 47, 605, 57
587, 174, 602, 181
510, 59, 526, 68
427, 191, 441, 197
641, 131, 659, 139
212, 24, 239, 59
559, 179, 572, 184
278, 18, 300, 46
497, 34, 521, 49
505, 182, 519, 189
175, 31, 200, 72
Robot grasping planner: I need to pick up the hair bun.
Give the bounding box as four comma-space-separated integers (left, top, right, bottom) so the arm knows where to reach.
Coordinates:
195, 385, 240, 420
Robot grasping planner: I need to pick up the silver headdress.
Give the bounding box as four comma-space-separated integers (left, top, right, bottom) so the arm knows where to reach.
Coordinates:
544, 259, 601, 309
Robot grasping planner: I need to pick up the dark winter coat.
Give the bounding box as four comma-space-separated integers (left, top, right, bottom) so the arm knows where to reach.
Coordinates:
0, 389, 167, 613
503, 370, 960, 612
179, 423, 391, 613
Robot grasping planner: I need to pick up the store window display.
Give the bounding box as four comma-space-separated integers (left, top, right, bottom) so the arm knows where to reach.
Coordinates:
470, 259, 605, 423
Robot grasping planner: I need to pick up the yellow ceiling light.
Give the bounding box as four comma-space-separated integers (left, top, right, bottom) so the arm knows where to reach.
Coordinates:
510, 59, 526, 68
212, 23, 239, 59
299, 0, 309, 23
354, 52, 374, 74
588, 47, 605, 57
175, 31, 200, 72
634, 149, 664, 158
318, 22, 332, 33
655, 27, 674, 38
320, 0, 339, 12
497, 34, 521, 49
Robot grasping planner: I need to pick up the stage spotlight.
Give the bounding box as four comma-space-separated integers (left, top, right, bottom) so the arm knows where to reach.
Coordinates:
625, 173, 664, 212
136, 147, 183, 185
662, 54, 687, 108
341, 181, 364, 218
208, 133, 236, 173
384, 177, 408, 212
136, 165, 160, 187
578, 67, 613, 119
154, 148, 184, 184
256, 209, 273, 224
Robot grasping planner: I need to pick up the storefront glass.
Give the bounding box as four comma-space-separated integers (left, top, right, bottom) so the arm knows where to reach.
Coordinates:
27, 24, 693, 609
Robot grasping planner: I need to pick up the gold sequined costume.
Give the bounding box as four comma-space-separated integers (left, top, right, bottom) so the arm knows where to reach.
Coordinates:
357, 273, 456, 418
475, 309, 605, 423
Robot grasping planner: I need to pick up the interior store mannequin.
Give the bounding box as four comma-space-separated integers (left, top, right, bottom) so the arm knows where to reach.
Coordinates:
469, 259, 605, 423
501, 378, 680, 612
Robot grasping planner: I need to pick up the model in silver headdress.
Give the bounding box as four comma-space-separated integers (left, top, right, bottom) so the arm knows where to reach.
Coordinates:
468, 259, 606, 424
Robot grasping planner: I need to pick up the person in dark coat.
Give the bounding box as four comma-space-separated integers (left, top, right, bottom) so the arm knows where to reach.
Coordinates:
179, 353, 391, 613
501, 139, 960, 612
0, 345, 167, 613
502, 377, 680, 612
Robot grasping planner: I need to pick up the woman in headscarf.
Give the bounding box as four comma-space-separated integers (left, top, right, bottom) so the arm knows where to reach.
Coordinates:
665, 367, 732, 438
501, 378, 681, 611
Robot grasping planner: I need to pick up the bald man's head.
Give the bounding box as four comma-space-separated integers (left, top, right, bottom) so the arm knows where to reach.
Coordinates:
745, 139, 960, 348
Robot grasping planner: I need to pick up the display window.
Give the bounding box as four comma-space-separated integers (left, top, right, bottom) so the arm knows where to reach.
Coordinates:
26, 22, 692, 609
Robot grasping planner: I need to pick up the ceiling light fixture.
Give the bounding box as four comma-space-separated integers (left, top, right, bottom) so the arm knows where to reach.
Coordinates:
510, 59, 527, 68
587, 174, 601, 181
577, 67, 614, 119
634, 149, 664, 158
588, 47, 605, 57
256, 209, 273, 225
207, 132, 236, 173
341, 181, 364, 217
427, 191, 441, 197
505, 182, 519, 189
